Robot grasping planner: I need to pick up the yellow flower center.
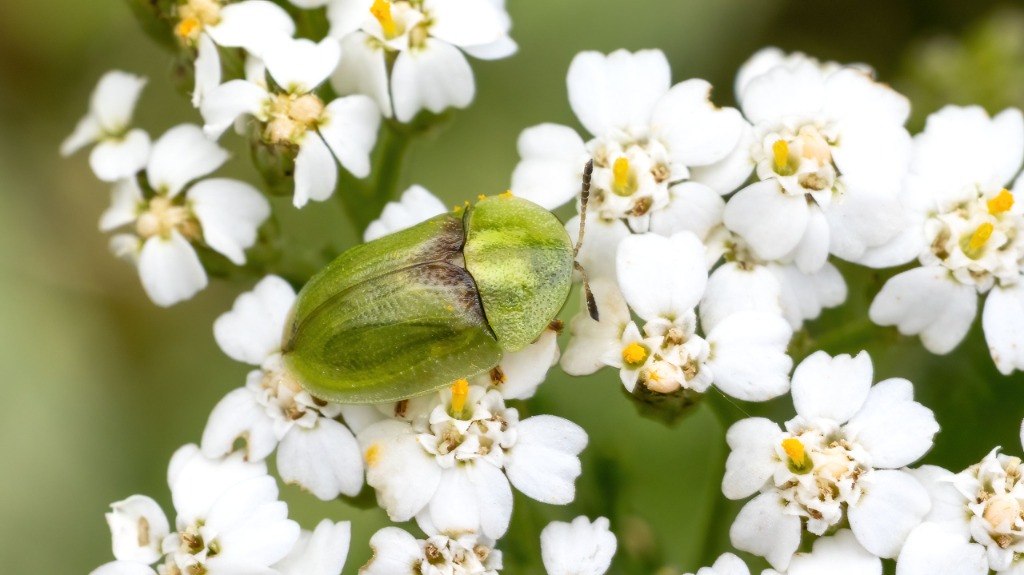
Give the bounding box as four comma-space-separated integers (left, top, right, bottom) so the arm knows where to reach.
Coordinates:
175, 0, 222, 43
450, 379, 469, 417
135, 196, 199, 240
988, 188, 1015, 214
370, 0, 398, 38
969, 222, 994, 252
772, 139, 791, 174
782, 437, 807, 466
621, 342, 648, 367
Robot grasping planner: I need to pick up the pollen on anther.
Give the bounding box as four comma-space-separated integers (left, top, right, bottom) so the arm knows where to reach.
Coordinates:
477, 194, 487, 200
612, 157, 630, 190
970, 222, 995, 251
369, 0, 397, 38
500, 190, 513, 198
782, 437, 806, 466
772, 139, 790, 171
365, 444, 381, 467
175, 17, 201, 39
450, 379, 469, 416
988, 189, 1015, 214
621, 342, 648, 366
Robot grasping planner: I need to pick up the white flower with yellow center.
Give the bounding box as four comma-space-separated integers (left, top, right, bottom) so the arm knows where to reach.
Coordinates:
897, 423, 1024, 575
62, 70, 151, 182
357, 381, 587, 540
329, 0, 516, 122
89, 445, 300, 575
99, 124, 270, 307
723, 48, 912, 273
510, 49, 751, 239
363, 527, 502, 575
171, 0, 296, 106
868, 105, 1024, 373
723, 351, 938, 571
201, 36, 381, 208
562, 232, 793, 402
202, 275, 364, 501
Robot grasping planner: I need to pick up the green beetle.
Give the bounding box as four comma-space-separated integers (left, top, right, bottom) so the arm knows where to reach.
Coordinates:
281, 161, 598, 404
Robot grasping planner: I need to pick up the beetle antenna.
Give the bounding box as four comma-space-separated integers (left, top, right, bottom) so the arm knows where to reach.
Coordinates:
573, 159, 594, 258
572, 159, 599, 321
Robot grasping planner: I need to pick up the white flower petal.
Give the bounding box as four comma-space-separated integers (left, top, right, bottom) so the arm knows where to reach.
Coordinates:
461, 35, 518, 60
990, 107, 1024, 186
786, 529, 882, 575
90, 129, 151, 182
61, 114, 103, 157
904, 465, 969, 538
361, 420, 442, 521
190, 178, 270, 265
391, 39, 475, 122
912, 105, 1021, 192
770, 262, 847, 330
567, 49, 670, 136
429, 0, 510, 48
486, 329, 559, 400
203, 474, 280, 531
704, 553, 750, 575
420, 462, 512, 539
895, 523, 987, 575
206, 1, 296, 54
650, 79, 745, 166
791, 203, 830, 273
561, 277, 630, 375
364, 185, 446, 242
730, 492, 802, 571
848, 469, 931, 558
869, 267, 978, 355
274, 520, 351, 575
734, 47, 787, 104
510, 124, 589, 210
845, 378, 938, 468
277, 419, 364, 500
326, 0, 375, 38
100, 178, 145, 232
616, 231, 707, 320
722, 418, 784, 499
146, 124, 229, 196
91, 70, 147, 132
706, 312, 793, 402
567, 215, 632, 280
701, 263, 782, 333
320, 95, 380, 178
824, 68, 910, 127
540, 516, 617, 575
293, 134, 338, 208
169, 446, 267, 526
201, 385, 278, 461
689, 121, 756, 195
138, 232, 208, 307
90, 562, 157, 575
106, 495, 169, 564
214, 275, 295, 364
648, 181, 725, 240
825, 175, 906, 263
192, 33, 222, 108
723, 180, 809, 261
983, 284, 1024, 375
740, 60, 825, 124
200, 79, 270, 139
505, 415, 587, 504
264, 37, 341, 93
791, 350, 872, 423
362, 527, 423, 575
332, 32, 392, 118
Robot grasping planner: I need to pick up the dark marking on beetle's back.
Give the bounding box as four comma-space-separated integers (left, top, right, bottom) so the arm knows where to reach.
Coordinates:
409, 262, 488, 316
417, 216, 465, 264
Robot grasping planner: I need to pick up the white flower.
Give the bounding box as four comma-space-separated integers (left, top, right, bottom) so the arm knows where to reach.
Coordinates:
362, 526, 502, 575
868, 105, 1024, 372
171, 0, 296, 106
202, 275, 364, 501
723, 48, 912, 273
364, 184, 447, 241
201, 36, 381, 208
898, 432, 1024, 575
99, 124, 270, 307
682, 553, 749, 575
723, 350, 938, 570
329, 0, 516, 121
764, 529, 881, 575
274, 519, 352, 575
358, 381, 587, 539
90, 445, 300, 575
510, 49, 750, 229
62, 70, 150, 182
563, 231, 793, 402
540, 516, 617, 575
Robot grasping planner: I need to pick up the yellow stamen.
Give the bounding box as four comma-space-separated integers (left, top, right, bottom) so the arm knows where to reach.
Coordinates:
453, 205, 462, 213
782, 438, 806, 466
477, 194, 487, 200
450, 379, 469, 417
612, 157, 630, 190
772, 139, 790, 172
500, 190, 513, 198
370, 0, 397, 38
969, 222, 994, 251
988, 189, 1015, 214
175, 16, 201, 39
365, 444, 381, 467
621, 342, 648, 366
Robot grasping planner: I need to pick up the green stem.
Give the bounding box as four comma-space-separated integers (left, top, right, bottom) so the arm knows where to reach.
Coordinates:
793, 317, 881, 362
695, 391, 746, 568
336, 121, 412, 234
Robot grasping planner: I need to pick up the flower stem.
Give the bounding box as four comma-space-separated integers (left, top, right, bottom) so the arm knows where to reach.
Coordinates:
336, 121, 411, 234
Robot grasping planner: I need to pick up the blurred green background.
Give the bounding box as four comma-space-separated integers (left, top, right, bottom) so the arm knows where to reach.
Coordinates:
4, 0, 1024, 573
